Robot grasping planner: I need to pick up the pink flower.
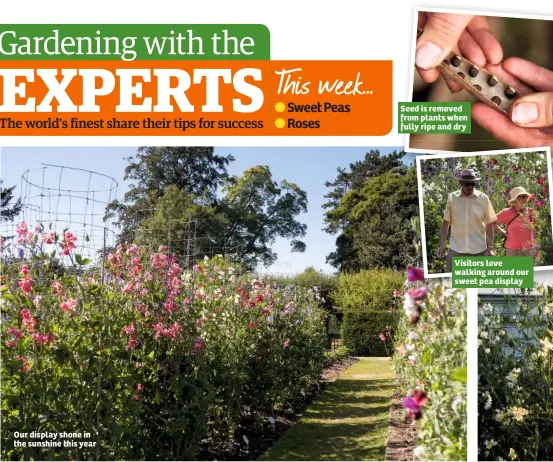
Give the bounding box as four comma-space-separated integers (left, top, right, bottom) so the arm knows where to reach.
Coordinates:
21, 264, 29, 276
122, 282, 135, 294
6, 340, 17, 348
393, 289, 400, 297
52, 281, 63, 295
136, 362, 142, 368
184, 297, 191, 306
42, 232, 55, 244
20, 310, 36, 333
126, 338, 138, 351
408, 287, 428, 301
7, 327, 23, 340
133, 395, 140, 401
137, 383, 145, 391
60, 298, 77, 312
407, 267, 425, 282
18, 277, 33, 295
60, 231, 77, 255
388, 307, 393, 312
121, 323, 135, 335
379, 333, 386, 342
33, 296, 41, 307
283, 339, 290, 349
194, 337, 205, 350
16, 222, 33, 245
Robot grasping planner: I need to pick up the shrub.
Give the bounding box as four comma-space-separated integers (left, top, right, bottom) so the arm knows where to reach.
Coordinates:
1, 223, 329, 461
392, 278, 467, 461
478, 288, 553, 461
323, 346, 351, 367
342, 311, 399, 356
335, 269, 404, 312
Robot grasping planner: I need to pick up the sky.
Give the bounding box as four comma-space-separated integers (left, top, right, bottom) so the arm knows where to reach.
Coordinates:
1, 146, 414, 274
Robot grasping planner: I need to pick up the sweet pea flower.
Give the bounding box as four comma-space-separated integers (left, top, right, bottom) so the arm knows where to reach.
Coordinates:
18, 276, 33, 295
137, 383, 145, 391
60, 298, 77, 312
33, 296, 41, 307
6, 340, 17, 348
8, 327, 23, 340
21, 264, 29, 276
393, 289, 400, 297
52, 281, 63, 295
408, 287, 428, 301
379, 333, 386, 342
60, 231, 77, 255
403, 390, 429, 421
407, 267, 425, 282
42, 232, 55, 244
283, 338, 290, 349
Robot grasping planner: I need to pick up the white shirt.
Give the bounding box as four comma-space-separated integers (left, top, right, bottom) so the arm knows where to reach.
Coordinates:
444, 189, 497, 253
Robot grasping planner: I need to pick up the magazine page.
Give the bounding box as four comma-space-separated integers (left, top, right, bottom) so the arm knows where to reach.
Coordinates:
0, 2, 552, 461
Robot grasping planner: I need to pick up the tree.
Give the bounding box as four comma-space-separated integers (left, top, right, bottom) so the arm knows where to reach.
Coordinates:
1, 180, 23, 222
109, 149, 308, 269
323, 150, 419, 271
106, 147, 234, 244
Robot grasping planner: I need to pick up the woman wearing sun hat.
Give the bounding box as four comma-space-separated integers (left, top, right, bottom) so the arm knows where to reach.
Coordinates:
494, 186, 536, 257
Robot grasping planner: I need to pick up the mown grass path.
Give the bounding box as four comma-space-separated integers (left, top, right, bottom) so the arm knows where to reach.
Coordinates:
260, 357, 394, 461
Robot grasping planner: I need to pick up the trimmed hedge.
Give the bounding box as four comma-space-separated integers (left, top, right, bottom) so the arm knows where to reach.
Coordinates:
335, 269, 404, 312
342, 311, 399, 356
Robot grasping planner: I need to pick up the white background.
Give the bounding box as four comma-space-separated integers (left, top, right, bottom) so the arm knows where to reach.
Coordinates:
2, 2, 553, 461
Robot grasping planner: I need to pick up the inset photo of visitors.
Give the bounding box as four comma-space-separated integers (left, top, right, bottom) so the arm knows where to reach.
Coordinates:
408, 9, 553, 152
416, 148, 553, 277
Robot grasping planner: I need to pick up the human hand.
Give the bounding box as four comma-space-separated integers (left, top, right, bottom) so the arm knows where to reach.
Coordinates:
485, 248, 495, 256
472, 58, 553, 149
415, 12, 503, 91
437, 246, 446, 259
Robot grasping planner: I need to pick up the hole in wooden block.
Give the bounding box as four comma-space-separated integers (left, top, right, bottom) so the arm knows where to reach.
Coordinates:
487, 76, 498, 87
474, 84, 482, 91
491, 96, 502, 105
468, 66, 479, 77
457, 72, 465, 79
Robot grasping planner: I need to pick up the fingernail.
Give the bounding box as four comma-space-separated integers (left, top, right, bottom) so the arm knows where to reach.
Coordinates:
415, 42, 443, 70
512, 102, 538, 125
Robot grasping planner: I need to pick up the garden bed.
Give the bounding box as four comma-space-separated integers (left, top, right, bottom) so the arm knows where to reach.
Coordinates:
384, 379, 416, 461
197, 357, 358, 461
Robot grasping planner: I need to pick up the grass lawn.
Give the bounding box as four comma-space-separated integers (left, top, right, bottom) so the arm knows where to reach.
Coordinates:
260, 357, 394, 461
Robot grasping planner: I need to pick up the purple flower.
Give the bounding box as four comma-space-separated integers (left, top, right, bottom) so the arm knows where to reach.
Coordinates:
403, 390, 429, 421
17, 247, 24, 259
407, 267, 424, 282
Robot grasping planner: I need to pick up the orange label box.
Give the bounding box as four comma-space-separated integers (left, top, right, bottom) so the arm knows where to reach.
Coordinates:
0, 60, 392, 136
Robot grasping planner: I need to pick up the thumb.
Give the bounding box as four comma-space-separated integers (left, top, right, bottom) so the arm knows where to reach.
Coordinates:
511, 92, 553, 128
415, 14, 474, 70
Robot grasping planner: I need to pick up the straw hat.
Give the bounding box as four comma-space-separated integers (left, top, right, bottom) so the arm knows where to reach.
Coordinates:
458, 169, 480, 182
508, 186, 532, 206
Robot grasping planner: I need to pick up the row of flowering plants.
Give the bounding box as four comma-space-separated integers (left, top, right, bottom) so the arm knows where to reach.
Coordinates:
478, 287, 553, 461
420, 151, 552, 273
391, 268, 467, 461
1, 223, 327, 461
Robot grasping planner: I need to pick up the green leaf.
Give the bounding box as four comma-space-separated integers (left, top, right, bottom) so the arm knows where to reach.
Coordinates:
148, 351, 155, 359
421, 349, 432, 366
451, 366, 467, 384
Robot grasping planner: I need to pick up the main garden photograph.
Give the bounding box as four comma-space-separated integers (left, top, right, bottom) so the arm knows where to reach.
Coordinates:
1, 147, 466, 461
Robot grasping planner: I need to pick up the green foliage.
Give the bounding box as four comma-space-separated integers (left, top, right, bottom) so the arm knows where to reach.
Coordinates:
392, 281, 467, 461
420, 152, 552, 273
323, 346, 351, 367
334, 269, 404, 312
342, 311, 399, 356
108, 149, 308, 269
478, 288, 553, 461
323, 150, 419, 271
0, 179, 23, 222
1, 232, 329, 461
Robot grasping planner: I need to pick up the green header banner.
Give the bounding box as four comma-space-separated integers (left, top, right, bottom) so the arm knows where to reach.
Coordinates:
398, 102, 471, 134
0, 25, 270, 61
451, 256, 534, 288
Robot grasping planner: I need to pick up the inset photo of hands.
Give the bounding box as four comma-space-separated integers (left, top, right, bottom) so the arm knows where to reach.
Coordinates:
409, 10, 553, 152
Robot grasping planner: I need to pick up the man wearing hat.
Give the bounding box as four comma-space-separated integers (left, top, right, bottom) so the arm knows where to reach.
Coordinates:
437, 168, 498, 272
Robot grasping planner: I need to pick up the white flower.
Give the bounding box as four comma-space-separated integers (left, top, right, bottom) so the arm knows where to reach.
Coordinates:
485, 348, 490, 354
408, 354, 416, 362
408, 331, 419, 341
413, 446, 425, 457
406, 344, 415, 351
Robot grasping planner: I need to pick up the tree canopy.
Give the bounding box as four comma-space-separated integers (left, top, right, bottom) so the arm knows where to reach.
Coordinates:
1, 180, 23, 222
323, 150, 419, 271
107, 147, 307, 269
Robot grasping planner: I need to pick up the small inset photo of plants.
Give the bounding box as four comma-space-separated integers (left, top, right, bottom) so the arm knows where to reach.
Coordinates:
416, 148, 553, 276
478, 271, 553, 461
